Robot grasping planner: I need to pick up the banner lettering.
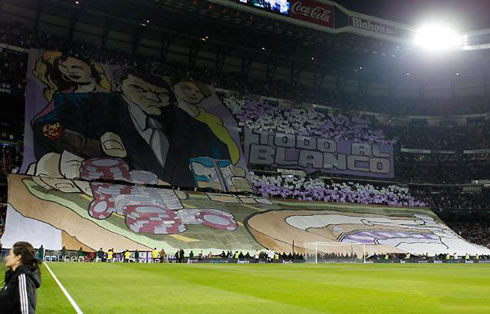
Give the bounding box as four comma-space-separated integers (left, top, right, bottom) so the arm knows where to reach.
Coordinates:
244, 128, 394, 178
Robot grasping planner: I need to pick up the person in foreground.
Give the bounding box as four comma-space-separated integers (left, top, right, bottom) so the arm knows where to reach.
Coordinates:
0, 241, 42, 314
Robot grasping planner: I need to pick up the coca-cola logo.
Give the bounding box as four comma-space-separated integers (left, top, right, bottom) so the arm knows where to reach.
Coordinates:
291, 1, 333, 24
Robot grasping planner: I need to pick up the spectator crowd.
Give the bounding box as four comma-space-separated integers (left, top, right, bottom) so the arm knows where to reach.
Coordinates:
0, 48, 26, 95
0, 22, 489, 115
442, 213, 490, 249
411, 187, 490, 211
0, 202, 6, 239
251, 172, 425, 207
0, 22, 489, 249
0, 121, 23, 143
395, 160, 490, 184
449, 221, 490, 249
1, 143, 21, 178
223, 94, 393, 145
386, 123, 490, 150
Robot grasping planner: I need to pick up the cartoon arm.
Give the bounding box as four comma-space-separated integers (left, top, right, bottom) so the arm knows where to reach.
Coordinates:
194, 107, 240, 164
32, 93, 125, 160
33, 118, 103, 159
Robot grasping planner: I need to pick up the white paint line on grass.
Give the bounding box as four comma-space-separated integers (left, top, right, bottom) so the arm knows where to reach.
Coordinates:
193, 264, 260, 272
44, 262, 83, 314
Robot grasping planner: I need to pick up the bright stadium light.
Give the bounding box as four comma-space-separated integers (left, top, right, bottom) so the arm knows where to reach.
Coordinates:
413, 23, 463, 51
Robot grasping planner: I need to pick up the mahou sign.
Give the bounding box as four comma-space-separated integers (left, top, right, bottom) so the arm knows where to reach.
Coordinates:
290, 0, 335, 28
350, 17, 397, 35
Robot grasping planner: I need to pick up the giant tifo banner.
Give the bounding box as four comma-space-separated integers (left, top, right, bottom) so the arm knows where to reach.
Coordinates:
244, 128, 395, 178
290, 0, 335, 28
3, 174, 490, 256
20, 49, 253, 192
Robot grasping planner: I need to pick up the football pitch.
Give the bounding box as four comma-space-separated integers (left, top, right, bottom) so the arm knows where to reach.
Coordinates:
11, 263, 490, 313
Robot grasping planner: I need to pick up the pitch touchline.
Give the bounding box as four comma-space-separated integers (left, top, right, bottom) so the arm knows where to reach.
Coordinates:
44, 263, 83, 314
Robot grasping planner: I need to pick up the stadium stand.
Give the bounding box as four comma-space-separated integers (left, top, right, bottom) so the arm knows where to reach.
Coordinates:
386, 124, 490, 150
2, 1, 490, 313
395, 155, 490, 183
222, 93, 394, 144
251, 172, 425, 206
412, 187, 490, 211
448, 220, 490, 249
0, 48, 26, 95
0, 18, 489, 252
0, 21, 489, 115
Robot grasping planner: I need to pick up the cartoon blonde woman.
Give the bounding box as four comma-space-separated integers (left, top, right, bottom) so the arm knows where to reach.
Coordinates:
172, 80, 211, 116
171, 79, 253, 191
32, 51, 110, 121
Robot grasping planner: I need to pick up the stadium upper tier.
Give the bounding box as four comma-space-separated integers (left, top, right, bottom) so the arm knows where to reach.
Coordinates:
1, 1, 490, 256
0, 19, 490, 187
0, 0, 490, 115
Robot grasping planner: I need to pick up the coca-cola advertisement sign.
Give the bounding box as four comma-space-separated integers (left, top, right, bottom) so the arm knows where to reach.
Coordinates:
290, 0, 335, 28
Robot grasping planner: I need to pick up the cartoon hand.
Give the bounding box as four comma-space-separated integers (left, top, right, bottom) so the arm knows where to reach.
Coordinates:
100, 132, 127, 158
28, 151, 93, 197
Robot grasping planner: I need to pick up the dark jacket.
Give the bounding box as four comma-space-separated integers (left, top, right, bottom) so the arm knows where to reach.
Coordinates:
33, 92, 231, 187
0, 265, 42, 314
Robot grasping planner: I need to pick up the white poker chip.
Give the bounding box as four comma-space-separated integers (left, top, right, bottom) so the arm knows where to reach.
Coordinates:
124, 204, 167, 215
91, 158, 123, 167
177, 209, 201, 225
196, 211, 237, 231
129, 170, 159, 185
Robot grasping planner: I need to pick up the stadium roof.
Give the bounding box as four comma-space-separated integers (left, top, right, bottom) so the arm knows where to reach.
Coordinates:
335, 0, 490, 31
2, 0, 489, 93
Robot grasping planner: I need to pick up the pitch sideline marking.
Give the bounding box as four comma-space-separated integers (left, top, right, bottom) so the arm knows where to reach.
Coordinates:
44, 263, 83, 314
193, 264, 260, 272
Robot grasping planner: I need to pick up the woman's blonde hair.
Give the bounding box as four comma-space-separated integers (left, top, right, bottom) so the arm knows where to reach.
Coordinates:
33, 51, 110, 101
169, 78, 212, 100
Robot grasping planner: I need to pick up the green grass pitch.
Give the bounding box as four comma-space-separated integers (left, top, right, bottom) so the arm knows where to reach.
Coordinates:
5, 262, 490, 313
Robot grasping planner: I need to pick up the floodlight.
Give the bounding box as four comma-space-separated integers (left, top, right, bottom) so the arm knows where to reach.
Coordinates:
414, 24, 463, 51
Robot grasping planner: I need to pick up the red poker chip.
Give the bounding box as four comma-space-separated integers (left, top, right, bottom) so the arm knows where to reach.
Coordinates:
120, 186, 133, 195
92, 183, 132, 195
125, 208, 186, 235
91, 184, 121, 200
85, 158, 129, 169
125, 205, 175, 219
196, 211, 237, 231
116, 196, 165, 211
80, 158, 131, 181
81, 172, 130, 181
124, 205, 185, 234
81, 172, 131, 179
88, 199, 114, 219
81, 168, 130, 175
126, 213, 170, 221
